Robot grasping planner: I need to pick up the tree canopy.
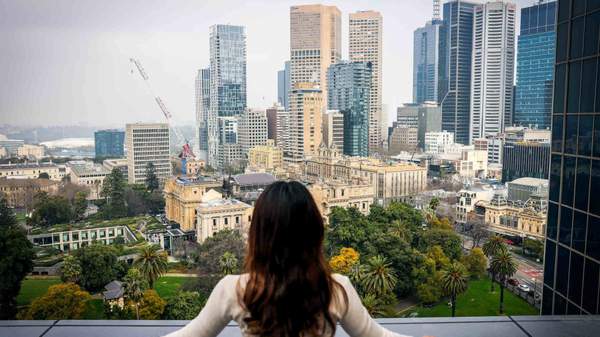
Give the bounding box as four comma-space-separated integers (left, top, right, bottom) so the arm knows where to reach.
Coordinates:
75, 243, 119, 292
18, 283, 91, 320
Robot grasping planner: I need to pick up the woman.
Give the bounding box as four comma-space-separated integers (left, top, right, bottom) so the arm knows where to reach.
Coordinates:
164, 181, 415, 337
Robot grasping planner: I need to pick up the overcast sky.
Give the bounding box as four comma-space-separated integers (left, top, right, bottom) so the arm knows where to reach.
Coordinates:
0, 0, 537, 128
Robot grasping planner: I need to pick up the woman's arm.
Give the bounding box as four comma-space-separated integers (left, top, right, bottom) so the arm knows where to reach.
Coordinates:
338, 276, 412, 337
162, 276, 235, 337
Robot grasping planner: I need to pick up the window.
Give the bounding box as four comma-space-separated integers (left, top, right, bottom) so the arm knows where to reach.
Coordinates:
591, 160, 600, 216
593, 116, 600, 156
582, 259, 600, 313
587, 215, 600, 260
562, 156, 576, 206
556, 22, 569, 62
556, 245, 570, 296
559, 206, 573, 246
570, 17, 584, 59
81, 232, 87, 240
581, 59, 596, 112
554, 294, 567, 315
584, 13, 600, 56
568, 251, 584, 307
568, 61, 582, 114
62, 233, 69, 242
552, 115, 564, 153
573, 211, 588, 254
91, 231, 97, 239
99, 230, 106, 238
550, 155, 562, 203
72, 232, 79, 241
575, 158, 590, 212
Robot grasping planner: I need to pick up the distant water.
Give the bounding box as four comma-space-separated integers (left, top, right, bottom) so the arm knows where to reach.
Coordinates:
40, 137, 94, 149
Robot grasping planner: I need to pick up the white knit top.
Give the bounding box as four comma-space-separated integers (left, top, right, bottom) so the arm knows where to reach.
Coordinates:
162, 273, 411, 337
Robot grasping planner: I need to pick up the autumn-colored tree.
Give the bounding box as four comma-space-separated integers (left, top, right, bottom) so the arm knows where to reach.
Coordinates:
138, 289, 166, 320
329, 247, 360, 274
60, 255, 82, 283
19, 283, 91, 319
461, 247, 488, 279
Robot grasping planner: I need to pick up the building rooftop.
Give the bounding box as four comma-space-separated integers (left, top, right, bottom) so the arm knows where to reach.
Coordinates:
0, 162, 58, 169
232, 173, 276, 186
508, 177, 548, 187
199, 197, 251, 209
0, 177, 59, 187
69, 163, 110, 176
2, 316, 599, 337
174, 176, 219, 186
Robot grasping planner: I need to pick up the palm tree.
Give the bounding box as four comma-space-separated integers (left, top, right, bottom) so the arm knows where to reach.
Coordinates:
360, 293, 386, 317
123, 268, 148, 320
219, 251, 238, 276
135, 245, 168, 288
482, 235, 506, 292
361, 255, 397, 296
489, 249, 517, 314
440, 262, 469, 317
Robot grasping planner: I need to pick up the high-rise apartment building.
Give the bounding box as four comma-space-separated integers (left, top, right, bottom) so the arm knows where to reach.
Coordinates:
327, 61, 371, 157
542, 0, 600, 315
238, 109, 268, 156
276, 109, 292, 157
289, 4, 341, 108
514, 1, 557, 130
125, 123, 171, 185
439, 0, 477, 145
287, 83, 323, 162
195, 68, 210, 161
349, 10, 383, 152
265, 103, 283, 142
470, 1, 516, 143
277, 61, 291, 111
413, 19, 443, 104
208, 24, 247, 168
94, 129, 124, 159
322, 110, 344, 150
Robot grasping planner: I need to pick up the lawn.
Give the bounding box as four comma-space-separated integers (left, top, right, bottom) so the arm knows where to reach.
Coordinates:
17, 277, 61, 306
153, 276, 194, 299
408, 277, 539, 317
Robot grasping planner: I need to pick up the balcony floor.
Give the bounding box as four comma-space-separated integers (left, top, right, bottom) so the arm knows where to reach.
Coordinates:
1, 316, 599, 337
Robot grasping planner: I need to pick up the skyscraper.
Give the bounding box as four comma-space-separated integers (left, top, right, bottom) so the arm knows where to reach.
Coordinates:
542, 0, 600, 315
208, 24, 247, 168
265, 103, 283, 142
327, 62, 371, 157
195, 68, 210, 161
322, 110, 344, 150
125, 123, 171, 185
413, 18, 443, 104
94, 129, 124, 159
238, 108, 268, 156
287, 83, 323, 162
289, 4, 341, 108
349, 10, 383, 153
469, 1, 516, 143
439, 0, 477, 145
514, 1, 557, 129
277, 61, 291, 111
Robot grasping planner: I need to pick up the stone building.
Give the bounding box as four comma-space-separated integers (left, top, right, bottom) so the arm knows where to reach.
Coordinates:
163, 176, 222, 232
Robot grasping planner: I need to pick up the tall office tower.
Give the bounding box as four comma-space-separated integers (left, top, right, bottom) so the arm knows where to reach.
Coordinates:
287, 83, 323, 162
277, 61, 291, 111
514, 1, 557, 129
349, 10, 383, 153
94, 129, 124, 159
290, 4, 341, 107
470, 1, 516, 143
276, 109, 292, 156
413, 14, 443, 104
238, 108, 268, 156
208, 24, 247, 169
266, 103, 283, 142
195, 68, 210, 161
217, 116, 241, 168
397, 103, 442, 150
322, 110, 344, 150
542, 0, 600, 315
327, 61, 371, 157
439, 0, 477, 145
125, 123, 171, 185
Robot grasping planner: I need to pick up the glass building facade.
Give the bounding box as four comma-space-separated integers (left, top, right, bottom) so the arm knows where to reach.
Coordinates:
327, 62, 371, 157
195, 67, 210, 157
94, 129, 124, 159
439, 0, 476, 145
514, 1, 557, 129
543, 0, 600, 315
277, 61, 291, 111
413, 19, 443, 104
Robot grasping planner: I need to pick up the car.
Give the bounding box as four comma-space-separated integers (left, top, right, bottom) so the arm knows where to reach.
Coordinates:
508, 278, 519, 286
518, 284, 531, 292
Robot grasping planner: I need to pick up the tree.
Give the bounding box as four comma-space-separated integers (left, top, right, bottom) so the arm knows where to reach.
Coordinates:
416, 271, 443, 305
329, 247, 360, 274
482, 235, 507, 292
138, 289, 166, 319
490, 249, 517, 314
429, 197, 440, 211
72, 191, 88, 221
419, 228, 463, 260
135, 245, 168, 288
61, 254, 82, 283
426, 245, 450, 270
0, 202, 34, 319
76, 243, 118, 292
145, 162, 159, 192
163, 291, 207, 319
219, 251, 239, 276
19, 283, 91, 319
523, 238, 543, 260
361, 255, 398, 296
30, 192, 73, 226
440, 262, 469, 317
465, 218, 489, 248
101, 168, 127, 219
360, 293, 386, 317
38, 172, 50, 179
123, 268, 148, 320
461, 247, 488, 279
195, 229, 245, 275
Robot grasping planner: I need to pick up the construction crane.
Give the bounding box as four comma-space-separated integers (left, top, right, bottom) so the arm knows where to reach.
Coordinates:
129, 58, 195, 175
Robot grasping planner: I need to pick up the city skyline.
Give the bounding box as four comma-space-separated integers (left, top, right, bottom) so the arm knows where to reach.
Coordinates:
1, 0, 537, 127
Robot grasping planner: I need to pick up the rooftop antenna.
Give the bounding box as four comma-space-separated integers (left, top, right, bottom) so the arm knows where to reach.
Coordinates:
433, 0, 440, 20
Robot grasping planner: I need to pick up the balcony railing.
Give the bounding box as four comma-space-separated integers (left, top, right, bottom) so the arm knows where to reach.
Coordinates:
1, 316, 599, 337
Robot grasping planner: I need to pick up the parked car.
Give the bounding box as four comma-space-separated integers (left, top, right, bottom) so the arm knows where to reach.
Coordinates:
518, 284, 531, 292
508, 278, 519, 286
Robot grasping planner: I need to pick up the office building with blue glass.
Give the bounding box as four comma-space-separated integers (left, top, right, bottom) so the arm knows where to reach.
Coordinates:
413, 19, 443, 104
277, 61, 291, 111
327, 62, 371, 157
94, 129, 124, 159
514, 1, 557, 129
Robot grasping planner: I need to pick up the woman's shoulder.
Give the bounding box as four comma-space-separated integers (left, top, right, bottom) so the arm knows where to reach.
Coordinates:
331, 273, 352, 286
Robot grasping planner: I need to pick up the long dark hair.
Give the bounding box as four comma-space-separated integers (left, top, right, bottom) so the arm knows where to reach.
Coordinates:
241, 181, 345, 337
